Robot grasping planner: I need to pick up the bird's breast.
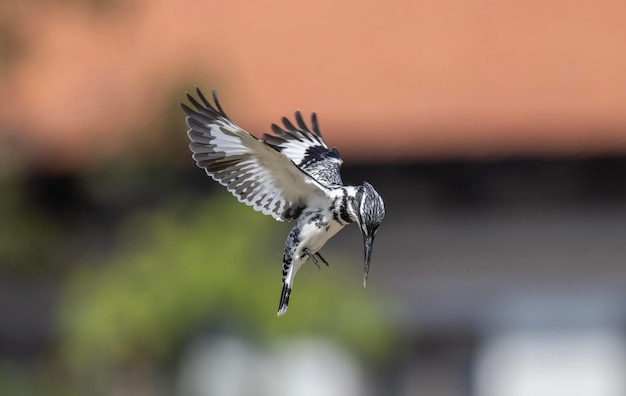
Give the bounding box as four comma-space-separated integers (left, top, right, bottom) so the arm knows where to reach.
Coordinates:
297, 210, 345, 255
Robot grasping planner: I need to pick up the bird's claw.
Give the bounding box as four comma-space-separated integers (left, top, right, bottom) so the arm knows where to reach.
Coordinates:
304, 248, 320, 269
304, 248, 330, 270
316, 252, 330, 267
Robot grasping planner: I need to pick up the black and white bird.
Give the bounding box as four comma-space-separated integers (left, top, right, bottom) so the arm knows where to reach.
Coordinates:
181, 88, 385, 315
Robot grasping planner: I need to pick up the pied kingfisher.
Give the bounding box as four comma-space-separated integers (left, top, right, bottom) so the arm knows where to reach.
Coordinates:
181, 88, 385, 315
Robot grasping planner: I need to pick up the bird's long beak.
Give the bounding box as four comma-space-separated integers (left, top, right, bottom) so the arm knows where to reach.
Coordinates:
362, 231, 374, 287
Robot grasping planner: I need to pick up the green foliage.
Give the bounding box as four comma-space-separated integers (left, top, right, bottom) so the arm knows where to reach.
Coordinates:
0, 178, 62, 274
58, 193, 395, 370
0, 360, 73, 396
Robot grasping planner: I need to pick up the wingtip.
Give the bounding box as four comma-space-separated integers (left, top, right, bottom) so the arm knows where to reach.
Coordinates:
182, 86, 230, 119
186, 89, 197, 99
179, 101, 195, 118
210, 88, 227, 116
294, 110, 311, 133
182, 91, 191, 106
311, 112, 320, 136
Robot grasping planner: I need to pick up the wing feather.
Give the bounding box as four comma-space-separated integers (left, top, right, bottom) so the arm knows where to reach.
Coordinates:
262, 111, 344, 186
182, 87, 327, 221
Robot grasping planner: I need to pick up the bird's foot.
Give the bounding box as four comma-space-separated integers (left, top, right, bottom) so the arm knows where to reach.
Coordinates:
316, 252, 330, 267
303, 249, 330, 270
304, 248, 321, 270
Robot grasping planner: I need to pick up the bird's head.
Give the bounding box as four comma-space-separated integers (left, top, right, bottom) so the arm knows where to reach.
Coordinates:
354, 182, 385, 287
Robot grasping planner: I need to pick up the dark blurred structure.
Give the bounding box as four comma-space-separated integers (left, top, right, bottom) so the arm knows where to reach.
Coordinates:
339, 158, 626, 396
2, 156, 626, 395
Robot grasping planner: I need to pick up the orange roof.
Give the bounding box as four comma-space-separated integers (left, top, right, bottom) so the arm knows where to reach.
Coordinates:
1, 0, 626, 167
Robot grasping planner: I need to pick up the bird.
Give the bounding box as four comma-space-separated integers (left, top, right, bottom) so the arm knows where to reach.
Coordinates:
181, 87, 385, 315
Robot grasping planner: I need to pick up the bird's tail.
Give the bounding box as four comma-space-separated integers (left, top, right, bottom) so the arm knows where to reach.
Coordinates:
277, 283, 291, 316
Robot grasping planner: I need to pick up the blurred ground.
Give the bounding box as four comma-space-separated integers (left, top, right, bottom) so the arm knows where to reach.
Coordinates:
1, 1, 626, 395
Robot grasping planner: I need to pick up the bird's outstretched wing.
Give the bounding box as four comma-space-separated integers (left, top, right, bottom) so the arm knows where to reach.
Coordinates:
262, 111, 344, 187
181, 88, 327, 222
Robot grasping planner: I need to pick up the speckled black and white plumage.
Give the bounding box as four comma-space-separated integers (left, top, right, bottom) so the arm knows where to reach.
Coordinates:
263, 112, 344, 187
181, 87, 385, 315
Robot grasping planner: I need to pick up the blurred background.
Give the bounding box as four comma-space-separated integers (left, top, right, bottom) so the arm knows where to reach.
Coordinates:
1, 0, 626, 395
